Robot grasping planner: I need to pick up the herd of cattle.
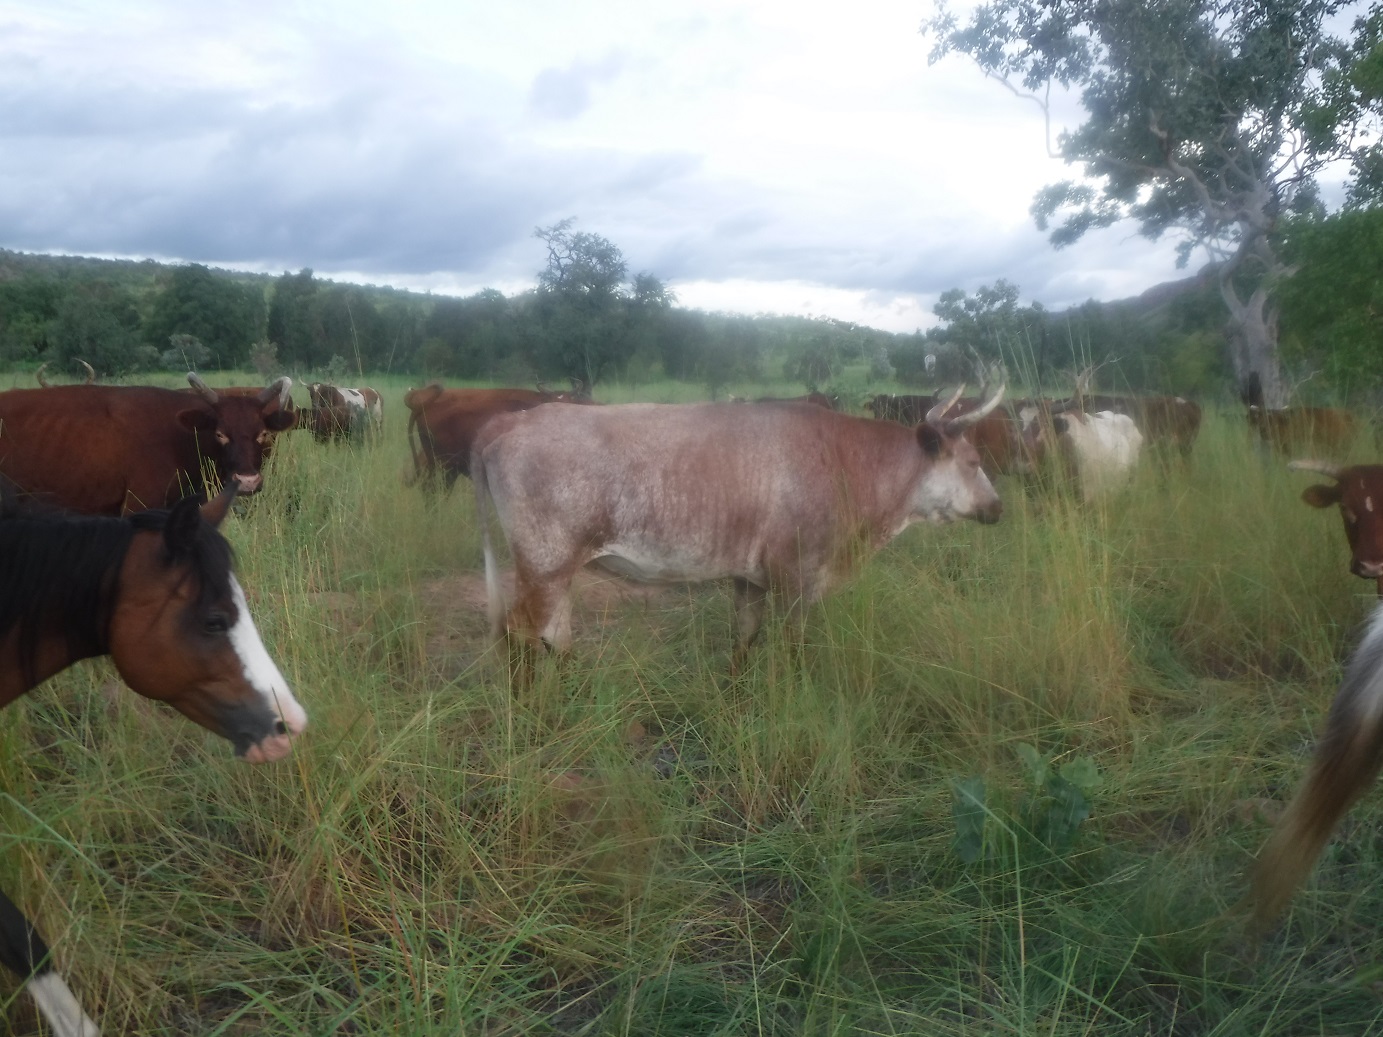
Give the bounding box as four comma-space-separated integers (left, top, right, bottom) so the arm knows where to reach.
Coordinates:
1, 370, 1381, 604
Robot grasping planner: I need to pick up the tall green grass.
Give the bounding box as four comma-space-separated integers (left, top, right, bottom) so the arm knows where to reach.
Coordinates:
3, 378, 1382, 1035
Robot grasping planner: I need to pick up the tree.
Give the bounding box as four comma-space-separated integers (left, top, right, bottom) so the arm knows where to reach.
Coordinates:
144, 264, 266, 368
530, 219, 636, 390
48, 281, 148, 375
1277, 206, 1383, 392
267, 269, 325, 368
926, 0, 1379, 407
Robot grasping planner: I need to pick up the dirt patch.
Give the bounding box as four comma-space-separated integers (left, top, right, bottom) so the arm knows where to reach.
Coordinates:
415, 568, 688, 680
422, 568, 677, 617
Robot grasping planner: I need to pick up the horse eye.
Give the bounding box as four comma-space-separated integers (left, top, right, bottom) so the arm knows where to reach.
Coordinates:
204, 613, 230, 635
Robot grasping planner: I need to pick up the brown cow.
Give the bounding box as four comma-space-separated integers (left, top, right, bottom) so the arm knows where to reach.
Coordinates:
1290, 459, 1383, 596
0, 374, 295, 514
473, 386, 1005, 684
1250, 406, 1357, 456
403, 384, 580, 491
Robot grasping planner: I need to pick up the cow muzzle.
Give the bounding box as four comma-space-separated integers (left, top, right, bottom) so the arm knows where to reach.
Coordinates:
231, 472, 264, 494
974, 499, 1003, 525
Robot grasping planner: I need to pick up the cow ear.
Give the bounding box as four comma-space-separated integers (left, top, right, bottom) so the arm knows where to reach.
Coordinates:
178, 408, 216, 434
916, 422, 944, 458
163, 495, 204, 557
1302, 484, 1341, 509
1051, 416, 1069, 435
265, 410, 297, 432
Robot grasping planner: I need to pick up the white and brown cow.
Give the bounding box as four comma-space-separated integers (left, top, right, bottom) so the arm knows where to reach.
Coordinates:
473, 386, 1005, 683
1020, 403, 1143, 502
306, 383, 383, 442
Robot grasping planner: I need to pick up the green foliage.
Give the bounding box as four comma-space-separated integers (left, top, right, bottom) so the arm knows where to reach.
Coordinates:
143, 263, 266, 368
0, 245, 1240, 396
1278, 207, 1383, 394
48, 280, 148, 375
927, 0, 1367, 250
952, 745, 1101, 865
0, 275, 63, 363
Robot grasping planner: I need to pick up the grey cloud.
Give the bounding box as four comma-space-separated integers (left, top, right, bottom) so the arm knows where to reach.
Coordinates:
527, 53, 627, 121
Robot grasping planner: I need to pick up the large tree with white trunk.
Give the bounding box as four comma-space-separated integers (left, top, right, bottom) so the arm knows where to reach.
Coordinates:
925, 0, 1381, 407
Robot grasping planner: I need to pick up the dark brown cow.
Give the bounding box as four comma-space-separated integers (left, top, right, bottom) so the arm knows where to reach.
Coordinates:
182, 379, 297, 457
473, 386, 1005, 684
0, 374, 295, 514
1250, 406, 1357, 456
1136, 396, 1202, 462
865, 393, 936, 425
1290, 459, 1383, 596
753, 392, 839, 409
403, 384, 582, 490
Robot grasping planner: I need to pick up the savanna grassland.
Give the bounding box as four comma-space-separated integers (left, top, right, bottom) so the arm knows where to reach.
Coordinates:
2, 374, 1382, 1036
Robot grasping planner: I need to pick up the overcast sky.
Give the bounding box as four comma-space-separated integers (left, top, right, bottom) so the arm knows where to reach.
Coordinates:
0, 0, 1195, 334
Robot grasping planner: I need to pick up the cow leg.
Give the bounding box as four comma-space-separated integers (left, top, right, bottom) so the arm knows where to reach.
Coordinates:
0, 888, 100, 1036
729, 578, 768, 676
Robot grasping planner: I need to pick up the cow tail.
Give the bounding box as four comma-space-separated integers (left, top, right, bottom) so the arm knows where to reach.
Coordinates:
1251, 605, 1383, 930
472, 449, 506, 643
405, 407, 422, 486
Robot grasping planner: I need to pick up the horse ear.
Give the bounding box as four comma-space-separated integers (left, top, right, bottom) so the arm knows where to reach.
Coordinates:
199, 484, 239, 528
164, 496, 204, 556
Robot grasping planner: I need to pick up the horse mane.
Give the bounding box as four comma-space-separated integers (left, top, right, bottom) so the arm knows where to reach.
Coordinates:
0, 497, 235, 688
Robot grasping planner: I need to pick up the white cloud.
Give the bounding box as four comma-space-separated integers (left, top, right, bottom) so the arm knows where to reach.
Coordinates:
0, 0, 1201, 333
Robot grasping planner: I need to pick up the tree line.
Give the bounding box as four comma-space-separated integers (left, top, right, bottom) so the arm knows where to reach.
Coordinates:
0, 207, 1377, 401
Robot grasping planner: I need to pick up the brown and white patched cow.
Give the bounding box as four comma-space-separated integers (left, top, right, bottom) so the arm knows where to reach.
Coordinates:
473, 386, 1005, 682
1290, 460, 1383, 596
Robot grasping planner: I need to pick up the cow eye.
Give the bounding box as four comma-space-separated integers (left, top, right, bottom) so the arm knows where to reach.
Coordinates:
204, 613, 231, 635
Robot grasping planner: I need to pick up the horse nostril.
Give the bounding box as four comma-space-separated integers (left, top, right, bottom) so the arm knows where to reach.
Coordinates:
275, 720, 288, 735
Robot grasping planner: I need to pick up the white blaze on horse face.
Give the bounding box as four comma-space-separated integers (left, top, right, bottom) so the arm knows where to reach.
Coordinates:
228, 576, 307, 763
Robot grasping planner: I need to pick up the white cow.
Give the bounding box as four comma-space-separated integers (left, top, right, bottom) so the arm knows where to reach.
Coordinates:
1050, 409, 1143, 501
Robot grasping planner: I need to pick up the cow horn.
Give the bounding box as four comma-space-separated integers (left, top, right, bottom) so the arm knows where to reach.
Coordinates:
79, 359, 95, 384
949, 382, 1006, 430
187, 371, 219, 404
925, 384, 966, 425
35, 363, 49, 388
259, 375, 292, 407
1288, 459, 1343, 479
